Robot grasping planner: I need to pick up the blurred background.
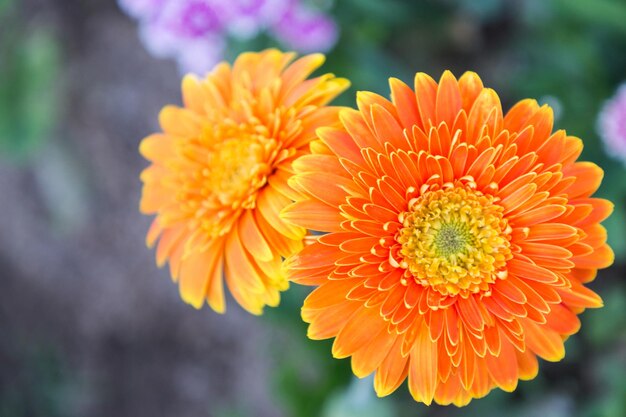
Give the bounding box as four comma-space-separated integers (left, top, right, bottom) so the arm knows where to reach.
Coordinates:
1, 0, 625, 416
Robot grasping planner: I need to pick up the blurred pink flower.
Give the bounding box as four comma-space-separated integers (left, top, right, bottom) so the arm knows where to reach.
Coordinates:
158, 0, 223, 37
139, 20, 225, 75
119, 0, 339, 74
175, 36, 226, 75
218, 0, 291, 39
598, 83, 626, 165
272, 2, 338, 53
132, 0, 225, 74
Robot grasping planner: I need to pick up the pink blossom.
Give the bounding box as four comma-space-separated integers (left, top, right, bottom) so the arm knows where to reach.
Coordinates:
271, 2, 338, 53
155, 0, 223, 37
598, 83, 626, 165
119, 0, 339, 74
217, 0, 291, 39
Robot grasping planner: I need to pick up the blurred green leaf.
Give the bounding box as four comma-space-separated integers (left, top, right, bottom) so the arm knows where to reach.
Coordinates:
603, 197, 626, 260
343, 0, 413, 24
0, 344, 69, 417
553, 0, 626, 35
321, 377, 396, 417
584, 284, 626, 347
0, 0, 13, 16
456, 0, 505, 21
0, 20, 61, 161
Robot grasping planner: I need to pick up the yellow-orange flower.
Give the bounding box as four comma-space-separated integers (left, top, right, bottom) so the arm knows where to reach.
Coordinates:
139, 49, 348, 314
282, 71, 614, 405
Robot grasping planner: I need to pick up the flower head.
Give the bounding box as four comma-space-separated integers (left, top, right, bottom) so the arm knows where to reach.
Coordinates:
282, 71, 614, 405
598, 82, 626, 166
140, 49, 349, 314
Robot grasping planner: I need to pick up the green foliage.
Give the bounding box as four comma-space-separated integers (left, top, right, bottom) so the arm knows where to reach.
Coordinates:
0, 10, 60, 161
0, 344, 69, 417
265, 287, 353, 417
0, 0, 13, 16
554, 0, 626, 35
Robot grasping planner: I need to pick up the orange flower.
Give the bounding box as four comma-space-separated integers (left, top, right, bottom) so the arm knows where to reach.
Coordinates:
139, 49, 349, 314
282, 71, 614, 405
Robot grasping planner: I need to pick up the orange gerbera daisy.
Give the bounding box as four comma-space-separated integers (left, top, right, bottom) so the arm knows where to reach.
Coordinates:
282, 71, 614, 405
139, 49, 348, 314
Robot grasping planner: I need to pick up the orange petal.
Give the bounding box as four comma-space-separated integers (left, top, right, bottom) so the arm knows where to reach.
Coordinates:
341, 106, 383, 152
414, 72, 438, 129
279, 53, 324, 100
178, 239, 223, 309
485, 334, 519, 392
371, 104, 409, 151
389, 77, 421, 130
267, 166, 304, 201
504, 99, 539, 133
254, 209, 302, 258
303, 279, 360, 310
305, 301, 360, 339
155, 224, 187, 267
317, 126, 366, 166
333, 306, 387, 358
281, 200, 345, 232
434, 373, 463, 406
146, 218, 163, 248
436, 70, 462, 126
521, 319, 565, 362
557, 280, 603, 309
257, 185, 306, 240
515, 348, 539, 380
544, 303, 580, 335
352, 328, 396, 378
290, 172, 350, 207
139, 133, 176, 163
373, 337, 409, 397
224, 230, 265, 295
458, 71, 484, 112
408, 322, 438, 405
466, 88, 502, 143
158, 105, 203, 137
182, 74, 208, 114
238, 210, 273, 262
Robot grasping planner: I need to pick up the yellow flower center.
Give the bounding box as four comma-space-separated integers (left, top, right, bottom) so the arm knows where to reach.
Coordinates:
207, 137, 269, 207
397, 186, 512, 297
174, 117, 288, 238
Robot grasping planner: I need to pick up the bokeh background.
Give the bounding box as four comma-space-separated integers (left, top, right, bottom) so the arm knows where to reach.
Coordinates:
1, 0, 625, 416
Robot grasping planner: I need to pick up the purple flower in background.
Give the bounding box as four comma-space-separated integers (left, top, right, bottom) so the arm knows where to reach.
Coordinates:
118, 0, 339, 75
139, 21, 225, 74
598, 83, 626, 166
272, 1, 338, 53
126, 0, 225, 74
218, 0, 291, 39
160, 0, 223, 37
176, 36, 226, 75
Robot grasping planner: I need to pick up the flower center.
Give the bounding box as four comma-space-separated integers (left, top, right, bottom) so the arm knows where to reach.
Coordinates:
208, 137, 269, 206
397, 186, 512, 297
433, 222, 473, 257
173, 119, 281, 239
